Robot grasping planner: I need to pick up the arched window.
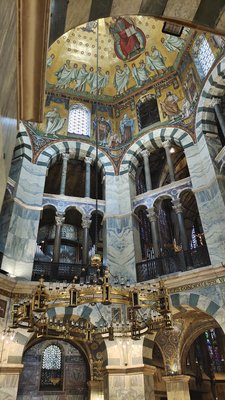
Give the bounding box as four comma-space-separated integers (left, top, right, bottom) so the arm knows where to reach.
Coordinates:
192, 35, 215, 80
137, 96, 160, 130
68, 104, 90, 136
40, 344, 63, 391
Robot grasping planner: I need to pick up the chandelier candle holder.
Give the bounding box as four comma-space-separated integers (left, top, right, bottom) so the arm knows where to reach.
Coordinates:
11, 274, 173, 342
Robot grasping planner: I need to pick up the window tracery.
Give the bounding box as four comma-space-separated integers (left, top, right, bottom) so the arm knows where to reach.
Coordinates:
192, 35, 215, 80
68, 104, 90, 136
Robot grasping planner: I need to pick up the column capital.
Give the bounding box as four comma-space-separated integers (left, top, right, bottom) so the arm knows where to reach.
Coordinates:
84, 156, 93, 165
55, 214, 65, 225
209, 97, 221, 108
62, 153, 70, 161
82, 215, 92, 229
146, 207, 157, 222
162, 140, 171, 149
163, 374, 191, 384
141, 149, 150, 159
172, 199, 183, 214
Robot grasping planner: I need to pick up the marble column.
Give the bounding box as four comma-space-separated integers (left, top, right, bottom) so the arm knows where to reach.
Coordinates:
82, 215, 92, 266
85, 157, 93, 198
172, 199, 192, 268
60, 153, 70, 195
210, 97, 225, 140
146, 207, 160, 258
162, 140, 175, 182
163, 375, 191, 400
53, 214, 65, 263
141, 150, 152, 191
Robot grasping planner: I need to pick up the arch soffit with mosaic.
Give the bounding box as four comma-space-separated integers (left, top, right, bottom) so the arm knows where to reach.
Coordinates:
120, 127, 194, 176
195, 55, 225, 141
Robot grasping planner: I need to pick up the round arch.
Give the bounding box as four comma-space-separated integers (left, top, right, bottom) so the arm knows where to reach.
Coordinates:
36, 140, 114, 175
13, 123, 33, 162
171, 291, 225, 333
195, 55, 225, 141
120, 127, 194, 175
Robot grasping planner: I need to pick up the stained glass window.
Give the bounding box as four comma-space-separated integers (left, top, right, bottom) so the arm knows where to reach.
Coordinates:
204, 329, 224, 373
68, 104, 90, 136
40, 345, 63, 390
192, 35, 215, 80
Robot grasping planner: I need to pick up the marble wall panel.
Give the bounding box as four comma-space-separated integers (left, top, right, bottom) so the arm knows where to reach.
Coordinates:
15, 159, 46, 207
0, 200, 13, 253
105, 174, 137, 280
9, 159, 23, 183
0, 374, 20, 400
106, 216, 136, 281
1, 159, 47, 277
105, 175, 132, 215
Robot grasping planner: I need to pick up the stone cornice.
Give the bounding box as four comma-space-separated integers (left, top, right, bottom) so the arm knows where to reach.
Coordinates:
104, 364, 156, 375
0, 363, 24, 374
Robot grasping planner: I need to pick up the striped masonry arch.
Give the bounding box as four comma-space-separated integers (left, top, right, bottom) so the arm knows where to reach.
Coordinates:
13, 124, 33, 162
45, 305, 156, 366
45, 305, 109, 364
120, 126, 194, 175
171, 292, 225, 333
36, 140, 114, 175
53, 0, 225, 45
195, 55, 225, 141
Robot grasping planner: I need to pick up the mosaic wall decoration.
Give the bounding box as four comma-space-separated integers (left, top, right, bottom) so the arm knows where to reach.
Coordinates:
25, 20, 225, 164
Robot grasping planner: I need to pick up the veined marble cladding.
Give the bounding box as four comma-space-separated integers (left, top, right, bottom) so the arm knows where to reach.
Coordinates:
106, 216, 137, 282
8, 158, 23, 184
15, 158, 46, 207
1, 159, 46, 278
0, 199, 13, 253
185, 137, 225, 264
0, 372, 21, 400
105, 174, 136, 281
3, 202, 40, 261
105, 175, 132, 214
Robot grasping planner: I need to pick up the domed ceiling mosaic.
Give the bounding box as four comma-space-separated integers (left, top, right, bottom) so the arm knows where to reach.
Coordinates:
46, 16, 191, 100
25, 16, 224, 166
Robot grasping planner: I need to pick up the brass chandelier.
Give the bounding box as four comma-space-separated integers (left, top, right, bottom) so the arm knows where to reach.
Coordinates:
11, 272, 173, 342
